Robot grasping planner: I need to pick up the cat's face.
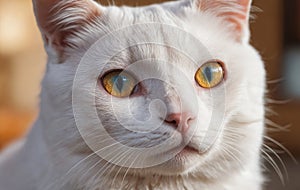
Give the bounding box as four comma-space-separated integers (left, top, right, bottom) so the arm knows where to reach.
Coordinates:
34, 0, 265, 178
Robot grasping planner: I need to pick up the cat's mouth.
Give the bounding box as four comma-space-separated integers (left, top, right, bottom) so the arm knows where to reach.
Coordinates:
177, 146, 198, 155
174, 143, 201, 157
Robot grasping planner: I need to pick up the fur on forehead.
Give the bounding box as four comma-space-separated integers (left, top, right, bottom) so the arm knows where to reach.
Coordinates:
33, 0, 253, 63
74, 4, 249, 42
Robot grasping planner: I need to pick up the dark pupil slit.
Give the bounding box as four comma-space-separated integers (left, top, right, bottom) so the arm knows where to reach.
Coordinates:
114, 76, 125, 91
204, 67, 212, 82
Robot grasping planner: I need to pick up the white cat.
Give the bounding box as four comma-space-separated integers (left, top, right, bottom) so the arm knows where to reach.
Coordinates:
0, 0, 266, 189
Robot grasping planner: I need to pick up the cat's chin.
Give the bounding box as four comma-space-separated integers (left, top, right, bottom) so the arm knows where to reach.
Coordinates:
146, 146, 205, 176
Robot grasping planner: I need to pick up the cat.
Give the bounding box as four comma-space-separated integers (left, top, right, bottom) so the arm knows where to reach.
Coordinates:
0, 0, 266, 189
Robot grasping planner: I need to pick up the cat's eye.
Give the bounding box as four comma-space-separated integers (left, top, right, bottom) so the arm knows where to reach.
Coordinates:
195, 61, 225, 88
101, 70, 138, 97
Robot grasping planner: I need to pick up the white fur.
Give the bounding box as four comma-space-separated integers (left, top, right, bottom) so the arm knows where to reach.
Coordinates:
0, 0, 265, 189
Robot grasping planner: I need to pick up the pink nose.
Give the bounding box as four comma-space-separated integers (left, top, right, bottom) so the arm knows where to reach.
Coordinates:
164, 113, 195, 133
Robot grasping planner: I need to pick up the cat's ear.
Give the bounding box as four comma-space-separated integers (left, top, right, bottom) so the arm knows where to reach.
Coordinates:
193, 0, 252, 43
32, 0, 102, 61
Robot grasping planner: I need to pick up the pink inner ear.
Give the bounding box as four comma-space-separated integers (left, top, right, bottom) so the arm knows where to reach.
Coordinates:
34, 0, 101, 49
197, 0, 251, 41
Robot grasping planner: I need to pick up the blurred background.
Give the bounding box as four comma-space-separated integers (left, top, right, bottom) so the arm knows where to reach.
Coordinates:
0, 0, 299, 189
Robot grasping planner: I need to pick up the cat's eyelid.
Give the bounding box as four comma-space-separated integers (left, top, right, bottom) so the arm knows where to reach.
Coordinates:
200, 59, 226, 73
99, 69, 138, 81
99, 60, 132, 77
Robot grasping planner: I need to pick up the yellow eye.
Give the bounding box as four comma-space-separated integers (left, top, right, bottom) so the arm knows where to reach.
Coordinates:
101, 70, 137, 97
195, 61, 225, 88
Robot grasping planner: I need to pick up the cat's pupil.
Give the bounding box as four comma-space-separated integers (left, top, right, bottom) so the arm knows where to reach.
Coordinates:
113, 75, 127, 92
204, 67, 213, 82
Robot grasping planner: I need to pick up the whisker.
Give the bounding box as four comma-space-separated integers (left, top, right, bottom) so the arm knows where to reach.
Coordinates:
64, 140, 123, 176
92, 145, 131, 186
265, 107, 278, 116
266, 98, 292, 105
265, 119, 290, 132
264, 136, 297, 163
261, 148, 285, 184
263, 144, 288, 181
267, 78, 284, 84
222, 143, 244, 169
46, 140, 127, 190
110, 148, 136, 187
120, 152, 142, 188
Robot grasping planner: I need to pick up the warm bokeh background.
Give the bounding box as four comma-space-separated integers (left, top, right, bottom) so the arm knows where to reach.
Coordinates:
0, 0, 299, 189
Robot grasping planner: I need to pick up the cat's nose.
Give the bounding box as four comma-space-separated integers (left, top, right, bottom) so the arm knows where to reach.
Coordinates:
164, 113, 195, 133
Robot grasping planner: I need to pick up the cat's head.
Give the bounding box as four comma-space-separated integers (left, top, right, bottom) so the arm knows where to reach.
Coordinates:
34, 0, 265, 178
